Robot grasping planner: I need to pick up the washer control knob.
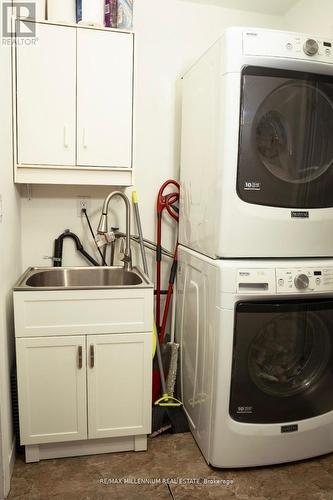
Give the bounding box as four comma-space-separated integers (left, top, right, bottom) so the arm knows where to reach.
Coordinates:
294, 274, 310, 289
303, 38, 319, 56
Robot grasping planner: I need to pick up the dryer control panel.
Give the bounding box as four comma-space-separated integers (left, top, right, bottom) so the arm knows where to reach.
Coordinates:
276, 267, 333, 293
243, 30, 333, 64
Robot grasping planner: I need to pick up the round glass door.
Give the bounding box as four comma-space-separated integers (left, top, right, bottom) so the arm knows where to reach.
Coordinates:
254, 82, 333, 184
248, 311, 330, 397
237, 66, 333, 208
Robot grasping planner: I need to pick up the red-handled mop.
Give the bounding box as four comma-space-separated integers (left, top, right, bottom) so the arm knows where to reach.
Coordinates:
153, 180, 180, 402
151, 180, 188, 436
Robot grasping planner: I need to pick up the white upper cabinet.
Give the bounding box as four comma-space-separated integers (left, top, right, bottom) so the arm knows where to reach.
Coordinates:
13, 20, 134, 186
16, 22, 76, 166
77, 29, 133, 168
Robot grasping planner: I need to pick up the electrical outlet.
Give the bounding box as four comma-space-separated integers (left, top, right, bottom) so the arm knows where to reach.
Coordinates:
77, 196, 91, 217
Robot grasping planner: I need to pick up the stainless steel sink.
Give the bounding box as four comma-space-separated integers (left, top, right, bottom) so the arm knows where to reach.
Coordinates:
14, 266, 153, 290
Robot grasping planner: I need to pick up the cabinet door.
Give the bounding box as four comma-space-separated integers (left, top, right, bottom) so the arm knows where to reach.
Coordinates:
16, 21, 76, 165
87, 333, 151, 439
16, 336, 87, 445
77, 29, 133, 168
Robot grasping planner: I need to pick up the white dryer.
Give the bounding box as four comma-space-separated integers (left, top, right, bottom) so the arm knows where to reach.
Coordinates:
177, 245, 333, 467
180, 27, 333, 258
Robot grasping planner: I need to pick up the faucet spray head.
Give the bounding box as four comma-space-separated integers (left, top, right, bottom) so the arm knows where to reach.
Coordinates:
97, 213, 108, 234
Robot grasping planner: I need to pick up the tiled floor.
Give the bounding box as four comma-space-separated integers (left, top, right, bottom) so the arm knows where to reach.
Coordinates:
7, 432, 333, 499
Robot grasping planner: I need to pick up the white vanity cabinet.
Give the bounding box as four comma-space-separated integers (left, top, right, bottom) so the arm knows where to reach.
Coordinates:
13, 19, 134, 186
15, 336, 87, 445
14, 286, 153, 463
87, 333, 152, 439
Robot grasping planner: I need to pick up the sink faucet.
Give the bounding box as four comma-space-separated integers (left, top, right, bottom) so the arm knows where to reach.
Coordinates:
97, 191, 132, 271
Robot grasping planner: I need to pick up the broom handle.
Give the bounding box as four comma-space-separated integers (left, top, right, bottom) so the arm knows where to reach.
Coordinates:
132, 192, 149, 276
170, 277, 176, 344
156, 333, 167, 394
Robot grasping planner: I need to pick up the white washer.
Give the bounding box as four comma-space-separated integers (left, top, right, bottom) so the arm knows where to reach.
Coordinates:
177, 245, 333, 467
180, 27, 333, 258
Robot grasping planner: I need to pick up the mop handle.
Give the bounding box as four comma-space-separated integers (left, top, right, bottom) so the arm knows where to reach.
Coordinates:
155, 332, 167, 394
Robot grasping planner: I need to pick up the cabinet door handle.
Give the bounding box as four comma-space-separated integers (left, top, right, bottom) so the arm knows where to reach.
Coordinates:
83, 128, 87, 149
90, 345, 94, 368
78, 345, 82, 369
63, 125, 69, 149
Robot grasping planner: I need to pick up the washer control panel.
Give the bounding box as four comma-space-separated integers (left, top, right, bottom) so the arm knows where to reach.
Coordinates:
276, 267, 333, 293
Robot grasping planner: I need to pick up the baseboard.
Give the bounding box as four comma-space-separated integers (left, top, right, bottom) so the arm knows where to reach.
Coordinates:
25, 435, 148, 463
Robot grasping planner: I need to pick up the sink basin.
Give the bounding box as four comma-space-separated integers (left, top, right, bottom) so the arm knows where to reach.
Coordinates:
14, 266, 152, 290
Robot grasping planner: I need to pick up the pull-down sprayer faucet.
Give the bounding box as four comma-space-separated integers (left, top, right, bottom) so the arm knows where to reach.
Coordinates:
97, 191, 132, 271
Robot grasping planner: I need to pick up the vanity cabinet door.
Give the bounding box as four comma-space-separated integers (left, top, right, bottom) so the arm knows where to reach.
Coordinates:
76, 28, 134, 168
16, 21, 76, 166
87, 333, 151, 439
16, 336, 87, 445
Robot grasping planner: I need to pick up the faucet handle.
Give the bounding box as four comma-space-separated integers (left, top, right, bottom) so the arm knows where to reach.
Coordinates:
104, 231, 116, 244
96, 231, 115, 248
121, 244, 132, 271
118, 237, 125, 261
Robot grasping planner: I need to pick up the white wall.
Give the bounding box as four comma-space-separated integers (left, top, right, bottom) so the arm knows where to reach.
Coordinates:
285, 0, 333, 37
0, 1, 22, 497
20, 0, 284, 282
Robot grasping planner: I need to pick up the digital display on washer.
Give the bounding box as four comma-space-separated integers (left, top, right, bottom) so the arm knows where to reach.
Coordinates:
314, 271, 322, 276
324, 42, 332, 47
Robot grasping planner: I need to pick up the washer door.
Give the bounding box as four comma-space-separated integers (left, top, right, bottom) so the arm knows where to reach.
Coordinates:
237, 66, 333, 208
230, 299, 333, 424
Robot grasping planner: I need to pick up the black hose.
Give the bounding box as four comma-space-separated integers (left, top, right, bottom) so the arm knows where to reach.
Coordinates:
53, 238, 63, 267
82, 209, 107, 266
53, 230, 100, 267
79, 248, 100, 266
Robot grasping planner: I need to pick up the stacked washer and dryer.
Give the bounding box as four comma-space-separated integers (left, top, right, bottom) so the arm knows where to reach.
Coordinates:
177, 27, 333, 467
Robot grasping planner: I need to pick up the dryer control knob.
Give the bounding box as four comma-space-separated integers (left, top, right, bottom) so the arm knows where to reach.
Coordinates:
294, 274, 310, 289
303, 38, 319, 56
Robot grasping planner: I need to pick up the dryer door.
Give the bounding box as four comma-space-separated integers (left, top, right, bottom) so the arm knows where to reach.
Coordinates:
230, 299, 333, 423
237, 66, 333, 208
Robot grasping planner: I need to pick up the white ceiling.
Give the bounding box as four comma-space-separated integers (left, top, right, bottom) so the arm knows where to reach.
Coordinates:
180, 0, 300, 16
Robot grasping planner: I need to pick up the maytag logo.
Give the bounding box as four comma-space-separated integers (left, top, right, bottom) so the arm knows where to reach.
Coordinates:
281, 424, 298, 433
291, 211, 309, 219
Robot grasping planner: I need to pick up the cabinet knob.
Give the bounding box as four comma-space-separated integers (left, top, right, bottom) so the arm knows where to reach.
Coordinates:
90, 344, 94, 368
78, 345, 82, 369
